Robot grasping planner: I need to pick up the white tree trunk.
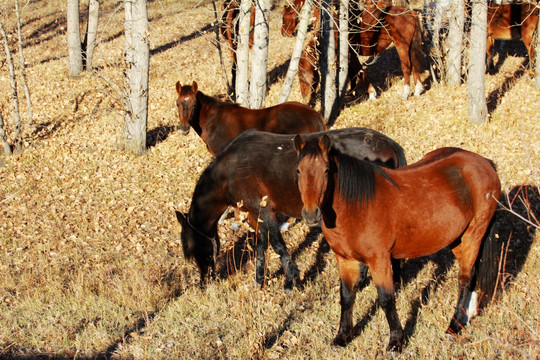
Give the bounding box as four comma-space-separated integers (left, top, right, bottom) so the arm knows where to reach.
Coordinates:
0, 18, 22, 153
446, 0, 465, 85
530, 10, 540, 90
278, 0, 313, 103
0, 112, 11, 155
15, 0, 33, 126
67, 0, 83, 76
236, 0, 252, 106
249, 0, 270, 109
85, 0, 100, 71
467, 0, 488, 124
320, 0, 337, 121
338, 0, 349, 101
124, 0, 149, 155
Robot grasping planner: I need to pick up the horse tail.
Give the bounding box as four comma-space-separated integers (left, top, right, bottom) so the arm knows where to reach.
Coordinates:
472, 208, 504, 310
410, 11, 423, 77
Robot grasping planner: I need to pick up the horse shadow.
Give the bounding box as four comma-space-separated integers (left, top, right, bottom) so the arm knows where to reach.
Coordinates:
147, 126, 176, 148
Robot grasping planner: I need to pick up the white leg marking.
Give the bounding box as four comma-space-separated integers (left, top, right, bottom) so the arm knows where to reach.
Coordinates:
414, 80, 424, 97
401, 84, 411, 100
465, 291, 479, 324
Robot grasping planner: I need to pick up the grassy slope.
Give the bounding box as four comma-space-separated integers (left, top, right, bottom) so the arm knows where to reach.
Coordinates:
0, 0, 538, 358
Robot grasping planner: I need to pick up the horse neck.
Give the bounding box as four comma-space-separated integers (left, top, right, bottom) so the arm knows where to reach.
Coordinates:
189, 166, 229, 236
192, 91, 223, 136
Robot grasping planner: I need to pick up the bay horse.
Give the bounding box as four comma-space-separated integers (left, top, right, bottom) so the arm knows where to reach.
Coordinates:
175, 127, 407, 291
486, 2, 538, 73
294, 135, 501, 353
281, 0, 424, 101
175, 81, 326, 156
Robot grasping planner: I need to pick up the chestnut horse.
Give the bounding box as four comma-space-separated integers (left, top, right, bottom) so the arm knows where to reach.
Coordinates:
486, 2, 538, 73
294, 135, 501, 353
175, 127, 407, 291
175, 81, 325, 156
281, 0, 424, 101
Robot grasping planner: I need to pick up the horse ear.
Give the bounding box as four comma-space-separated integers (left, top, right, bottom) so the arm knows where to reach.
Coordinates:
319, 134, 331, 153
293, 135, 305, 154
176, 81, 181, 94
175, 211, 188, 227
192, 81, 198, 93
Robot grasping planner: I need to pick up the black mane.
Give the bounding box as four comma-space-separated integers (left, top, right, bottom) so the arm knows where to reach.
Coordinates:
333, 149, 397, 206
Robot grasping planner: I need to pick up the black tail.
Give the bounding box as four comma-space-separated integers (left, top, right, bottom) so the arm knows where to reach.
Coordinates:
472, 209, 504, 309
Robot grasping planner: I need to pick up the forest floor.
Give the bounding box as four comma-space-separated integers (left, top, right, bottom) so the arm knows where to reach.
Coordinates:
0, 0, 538, 359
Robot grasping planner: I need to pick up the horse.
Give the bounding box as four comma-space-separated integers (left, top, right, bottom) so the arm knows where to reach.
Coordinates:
486, 2, 538, 73
294, 135, 501, 353
175, 81, 326, 156
281, 0, 424, 102
175, 127, 407, 292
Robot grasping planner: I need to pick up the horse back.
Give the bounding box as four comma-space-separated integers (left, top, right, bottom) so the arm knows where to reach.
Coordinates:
354, 148, 500, 259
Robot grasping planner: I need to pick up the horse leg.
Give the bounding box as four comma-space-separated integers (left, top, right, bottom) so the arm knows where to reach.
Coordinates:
249, 213, 268, 288
263, 214, 300, 292
486, 35, 496, 74
370, 255, 403, 353
332, 256, 364, 346
394, 41, 413, 100
447, 222, 488, 335
521, 26, 535, 69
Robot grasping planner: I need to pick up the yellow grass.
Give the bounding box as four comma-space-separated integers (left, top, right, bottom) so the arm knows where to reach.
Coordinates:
0, 0, 538, 358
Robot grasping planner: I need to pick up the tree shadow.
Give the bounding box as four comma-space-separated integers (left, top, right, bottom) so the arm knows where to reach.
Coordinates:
487, 66, 526, 115
150, 23, 215, 57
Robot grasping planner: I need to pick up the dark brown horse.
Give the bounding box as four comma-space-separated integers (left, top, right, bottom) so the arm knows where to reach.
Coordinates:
175, 127, 407, 291
486, 2, 538, 72
175, 81, 326, 156
281, 0, 424, 102
294, 135, 501, 353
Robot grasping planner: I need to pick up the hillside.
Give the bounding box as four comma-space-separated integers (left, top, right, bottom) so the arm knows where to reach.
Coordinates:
0, 0, 538, 359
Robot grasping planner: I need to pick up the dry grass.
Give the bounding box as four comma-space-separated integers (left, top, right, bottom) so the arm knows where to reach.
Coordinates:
0, 0, 538, 358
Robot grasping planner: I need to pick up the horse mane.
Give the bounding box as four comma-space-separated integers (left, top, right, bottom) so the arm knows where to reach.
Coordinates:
196, 91, 241, 109
332, 149, 397, 206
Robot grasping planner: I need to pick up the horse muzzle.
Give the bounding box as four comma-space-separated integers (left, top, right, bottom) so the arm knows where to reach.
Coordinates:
301, 206, 321, 227
179, 124, 190, 135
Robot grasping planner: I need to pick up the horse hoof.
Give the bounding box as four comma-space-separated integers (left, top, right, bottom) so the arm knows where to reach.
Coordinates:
331, 334, 350, 347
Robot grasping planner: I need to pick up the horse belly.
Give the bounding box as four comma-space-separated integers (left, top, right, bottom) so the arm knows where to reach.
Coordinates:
391, 205, 471, 259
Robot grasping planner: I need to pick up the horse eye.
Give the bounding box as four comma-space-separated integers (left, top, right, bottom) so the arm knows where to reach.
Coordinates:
296, 169, 300, 174
324, 169, 329, 174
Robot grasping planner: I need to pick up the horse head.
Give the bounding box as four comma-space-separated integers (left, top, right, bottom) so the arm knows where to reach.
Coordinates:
281, 0, 304, 36
175, 81, 198, 135
175, 211, 218, 286
294, 134, 332, 227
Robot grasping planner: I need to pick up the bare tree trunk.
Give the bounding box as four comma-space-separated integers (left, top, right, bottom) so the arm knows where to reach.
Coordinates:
279, 0, 313, 103
236, 0, 252, 106
446, 0, 465, 85
468, 0, 488, 124
85, 0, 99, 71
530, 10, 540, 89
320, 0, 337, 121
337, 0, 349, 102
15, 0, 33, 126
67, 0, 83, 76
124, 0, 149, 155
0, 112, 12, 155
0, 18, 22, 154
249, 0, 270, 109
